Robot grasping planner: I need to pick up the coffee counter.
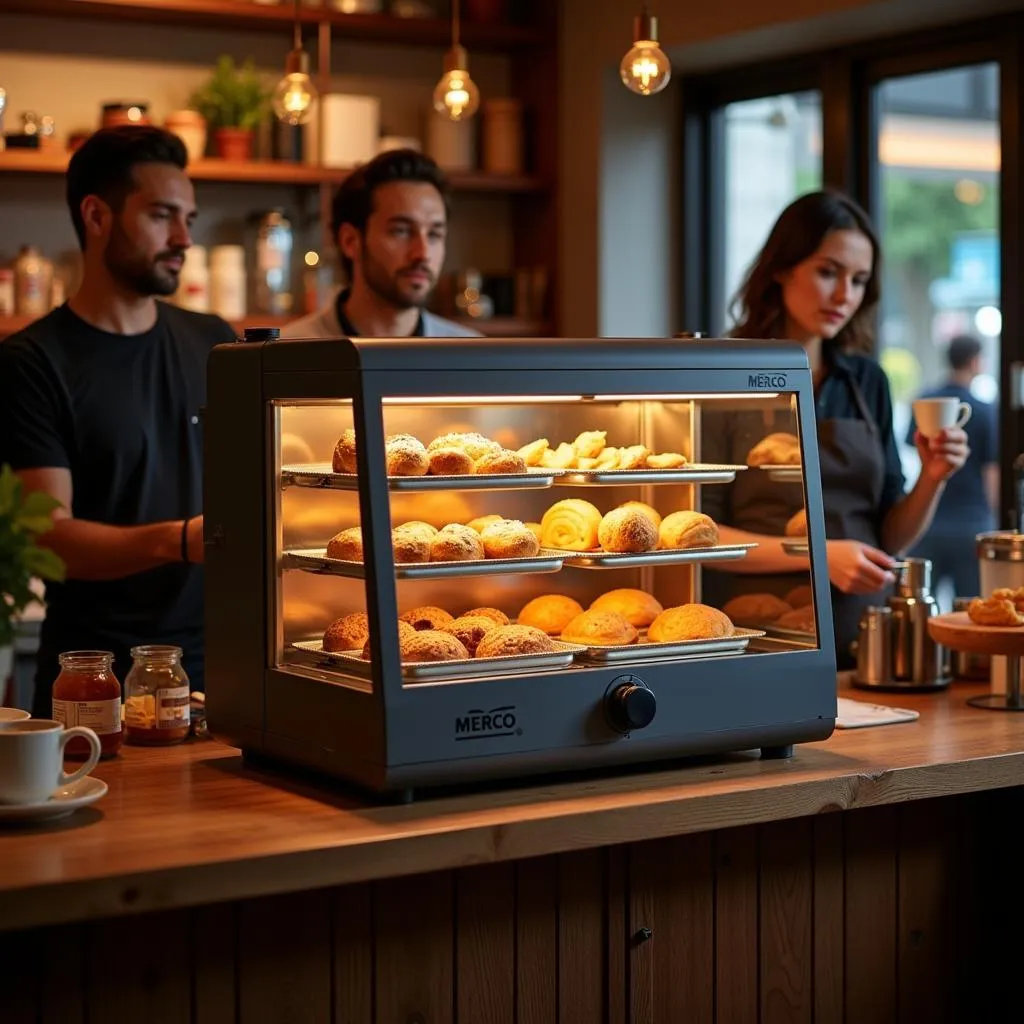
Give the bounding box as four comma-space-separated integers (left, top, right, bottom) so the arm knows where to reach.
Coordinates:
2, 678, 1022, 1022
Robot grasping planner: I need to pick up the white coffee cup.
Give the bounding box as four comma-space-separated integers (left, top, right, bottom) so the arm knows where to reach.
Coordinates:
0, 707, 30, 723
0, 719, 101, 805
912, 397, 972, 438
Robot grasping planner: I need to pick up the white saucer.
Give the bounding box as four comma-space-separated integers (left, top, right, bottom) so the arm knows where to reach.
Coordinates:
0, 776, 108, 823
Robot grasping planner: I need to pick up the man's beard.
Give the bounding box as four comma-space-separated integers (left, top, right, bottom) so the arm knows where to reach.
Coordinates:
361, 248, 434, 311
104, 222, 182, 297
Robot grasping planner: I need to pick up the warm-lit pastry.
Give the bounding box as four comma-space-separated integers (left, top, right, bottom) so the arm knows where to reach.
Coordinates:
467, 514, 504, 533
517, 438, 549, 466
463, 606, 510, 625
785, 508, 807, 537
526, 521, 544, 543
967, 596, 1024, 627
475, 624, 555, 658
391, 528, 431, 564
440, 615, 500, 656
722, 593, 792, 627
593, 446, 621, 470
332, 428, 358, 473
617, 444, 651, 470
326, 526, 363, 561
646, 452, 687, 469
658, 511, 719, 549
598, 507, 659, 553
400, 606, 455, 631
385, 433, 429, 476
427, 431, 501, 461
359, 620, 418, 659
785, 584, 813, 609
475, 449, 528, 475
429, 523, 485, 562
572, 430, 607, 459
480, 519, 541, 559
648, 604, 734, 642
560, 609, 638, 647
401, 630, 470, 663
428, 446, 475, 476
540, 442, 576, 469
540, 498, 602, 551
746, 432, 801, 467
517, 594, 585, 635
774, 605, 817, 633
588, 589, 663, 628
323, 612, 370, 652
617, 500, 662, 531
396, 521, 438, 545
992, 587, 1024, 613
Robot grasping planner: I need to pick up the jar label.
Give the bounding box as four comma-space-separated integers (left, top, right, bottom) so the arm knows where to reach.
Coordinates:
157, 686, 191, 728
53, 697, 122, 736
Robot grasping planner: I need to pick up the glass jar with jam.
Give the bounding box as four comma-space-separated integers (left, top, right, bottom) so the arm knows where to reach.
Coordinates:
124, 645, 191, 746
52, 650, 124, 759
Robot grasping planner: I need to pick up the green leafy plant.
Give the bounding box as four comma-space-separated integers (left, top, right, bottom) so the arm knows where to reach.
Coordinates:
0, 465, 66, 649
188, 55, 271, 132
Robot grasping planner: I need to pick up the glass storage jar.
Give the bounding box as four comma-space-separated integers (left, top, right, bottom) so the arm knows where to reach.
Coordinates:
52, 650, 124, 759
124, 645, 191, 746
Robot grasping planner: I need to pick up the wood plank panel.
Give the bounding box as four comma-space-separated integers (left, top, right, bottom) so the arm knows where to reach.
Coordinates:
715, 825, 759, 1024
0, 926, 39, 1023
334, 883, 374, 1024
237, 891, 332, 1024
558, 849, 607, 1024
191, 902, 238, 1024
606, 845, 628, 1024
812, 815, 845, 1024
845, 806, 897, 1024
760, 818, 813, 1024
39, 923, 87, 1024
515, 857, 558, 1024
375, 871, 454, 1024
457, 863, 516, 1024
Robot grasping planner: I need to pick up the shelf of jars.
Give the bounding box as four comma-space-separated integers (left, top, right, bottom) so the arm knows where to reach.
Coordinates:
0, 0, 546, 49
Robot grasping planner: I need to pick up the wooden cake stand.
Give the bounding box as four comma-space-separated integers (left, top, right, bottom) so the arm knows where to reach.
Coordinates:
928, 611, 1024, 711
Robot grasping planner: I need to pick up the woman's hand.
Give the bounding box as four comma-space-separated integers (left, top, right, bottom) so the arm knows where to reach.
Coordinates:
914, 427, 970, 483
825, 539, 897, 594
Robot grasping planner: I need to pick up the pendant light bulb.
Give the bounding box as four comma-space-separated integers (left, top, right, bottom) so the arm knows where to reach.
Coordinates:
273, 5, 318, 126
620, 7, 672, 97
433, 45, 480, 122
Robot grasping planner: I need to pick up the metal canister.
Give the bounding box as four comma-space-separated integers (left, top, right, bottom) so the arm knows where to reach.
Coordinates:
977, 531, 1024, 594
951, 596, 991, 680
855, 606, 892, 686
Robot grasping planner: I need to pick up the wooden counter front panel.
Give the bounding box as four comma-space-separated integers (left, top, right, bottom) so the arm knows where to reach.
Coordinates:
1, 791, 1017, 1023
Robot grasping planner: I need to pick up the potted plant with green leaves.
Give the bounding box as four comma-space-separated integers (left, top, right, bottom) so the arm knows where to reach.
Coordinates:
188, 55, 271, 162
0, 465, 65, 696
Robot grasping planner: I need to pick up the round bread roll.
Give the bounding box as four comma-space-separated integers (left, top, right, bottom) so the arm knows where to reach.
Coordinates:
746, 432, 801, 467
323, 612, 369, 652
439, 615, 500, 656
785, 584, 813, 609
588, 589, 663, 628
540, 498, 602, 551
721, 593, 792, 627
428, 446, 475, 476
396, 521, 438, 545
648, 604, 734, 643
391, 528, 431, 564
480, 519, 541, 559
785, 508, 807, 537
598, 507, 659, 553
400, 629, 470, 663
475, 624, 554, 658
385, 433, 429, 476
400, 606, 455, 631
427, 432, 501, 461
326, 526, 363, 562
617, 500, 662, 531
518, 594, 584, 635
658, 511, 719, 550
560, 609, 638, 647
475, 449, 528, 475
467, 514, 504, 534
775, 605, 816, 633
360, 620, 418, 659
463, 607, 510, 625
430, 523, 485, 562
332, 428, 358, 473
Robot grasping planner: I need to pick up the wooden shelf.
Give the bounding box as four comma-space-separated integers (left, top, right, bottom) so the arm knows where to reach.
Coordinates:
0, 0, 546, 50
0, 149, 548, 194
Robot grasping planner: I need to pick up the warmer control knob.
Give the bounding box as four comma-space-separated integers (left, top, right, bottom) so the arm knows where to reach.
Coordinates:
606, 676, 656, 733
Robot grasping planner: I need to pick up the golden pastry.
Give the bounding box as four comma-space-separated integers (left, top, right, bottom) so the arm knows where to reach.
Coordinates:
992, 587, 1024, 613
746, 432, 801, 467
785, 509, 807, 537
648, 604, 734, 643
391, 528, 431, 564
396, 521, 438, 545
475, 449, 528, 475
400, 606, 455, 631
401, 630, 470, 663
467, 514, 504, 533
967, 596, 1024, 627
658, 511, 719, 549
722, 593, 792, 627
526, 521, 543, 543
517, 594, 585, 635
332, 428, 358, 473
440, 616, 500, 656
385, 433, 429, 476
427, 432, 501, 461
326, 526, 363, 562
480, 519, 541, 559
323, 612, 370, 652
597, 507, 659, 553
560, 609, 638, 647
428, 446, 475, 476
359, 620, 418, 660
617, 500, 662, 531
775, 605, 817, 633
540, 442, 576, 469
540, 498, 602, 551
577, 457, 600, 470
463, 607, 510, 625
646, 452, 687, 469
617, 444, 651, 470
785, 584, 813, 609
475, 625, 555, 658
593, 447, 621, 470
429, 523, 485, 562
588, 589, 663, 628
572, 430, 607, 459
517, 438, 549, 466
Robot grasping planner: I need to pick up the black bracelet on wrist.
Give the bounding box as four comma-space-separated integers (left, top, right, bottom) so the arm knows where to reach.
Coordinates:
181, 517, 191, 564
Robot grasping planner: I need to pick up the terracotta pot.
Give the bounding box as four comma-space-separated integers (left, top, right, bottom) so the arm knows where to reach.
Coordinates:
214, 127, 254, 162
165, 110, 208, 163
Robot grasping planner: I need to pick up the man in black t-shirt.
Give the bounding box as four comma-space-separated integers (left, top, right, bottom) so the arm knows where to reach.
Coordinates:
0, 126, 236, 717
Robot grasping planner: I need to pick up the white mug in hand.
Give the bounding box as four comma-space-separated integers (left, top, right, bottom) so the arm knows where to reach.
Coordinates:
0, 719, 101, 805
912, 397, 972, 438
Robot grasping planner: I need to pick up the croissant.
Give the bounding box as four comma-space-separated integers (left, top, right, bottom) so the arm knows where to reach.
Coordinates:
539, 498, 602, 551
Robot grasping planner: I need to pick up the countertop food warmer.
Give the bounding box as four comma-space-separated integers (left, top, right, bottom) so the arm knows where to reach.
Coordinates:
203, 334, 836, 798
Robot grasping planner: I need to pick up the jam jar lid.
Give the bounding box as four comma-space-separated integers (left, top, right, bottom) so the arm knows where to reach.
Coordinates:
977, 531, 1024, 561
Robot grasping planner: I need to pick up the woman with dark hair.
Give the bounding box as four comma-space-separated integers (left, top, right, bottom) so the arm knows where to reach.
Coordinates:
701, 190, 969, 666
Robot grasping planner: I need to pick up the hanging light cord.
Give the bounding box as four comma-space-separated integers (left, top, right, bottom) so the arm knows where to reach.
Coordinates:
293, 0, 301, 51
452, 0, 460, 48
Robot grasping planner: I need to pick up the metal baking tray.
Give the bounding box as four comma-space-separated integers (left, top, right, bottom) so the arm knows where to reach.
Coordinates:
291, 639, 586, 682
758, 465, 803, 483
281, 463, 557, 492
281, 548, 565, 579
575, 626, 766, 663
541, 542, 757, 569
552, 464, 747, 486
781, 539, 809, 556
763, 623, 816, 643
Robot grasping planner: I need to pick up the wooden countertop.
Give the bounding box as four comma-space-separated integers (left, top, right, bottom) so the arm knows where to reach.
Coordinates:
2, 679, 1022, 932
